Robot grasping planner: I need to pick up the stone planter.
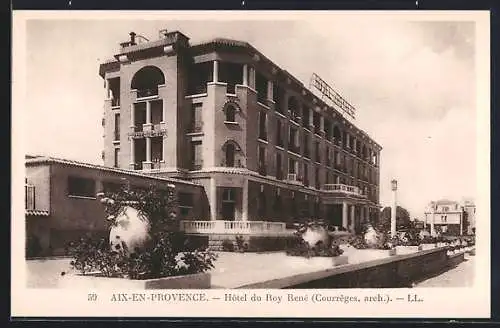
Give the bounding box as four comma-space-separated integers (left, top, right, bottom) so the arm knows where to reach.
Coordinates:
288, 255, 349, 267
395, 245, 422, 254
59, 272, 211, 289
387, 248, 397, 256
421, 243, 437, 250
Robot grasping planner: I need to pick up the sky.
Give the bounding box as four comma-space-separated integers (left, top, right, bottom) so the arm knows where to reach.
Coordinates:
21, 13, 479, 220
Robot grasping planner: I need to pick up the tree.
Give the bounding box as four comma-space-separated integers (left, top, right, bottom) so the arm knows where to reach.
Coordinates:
377, 206, 411, 232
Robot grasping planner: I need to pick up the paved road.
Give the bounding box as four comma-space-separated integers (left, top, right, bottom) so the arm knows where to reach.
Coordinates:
414, 254, 475, 288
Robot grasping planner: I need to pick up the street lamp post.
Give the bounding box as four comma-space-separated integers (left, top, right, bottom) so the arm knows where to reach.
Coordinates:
391, 179, 397, 237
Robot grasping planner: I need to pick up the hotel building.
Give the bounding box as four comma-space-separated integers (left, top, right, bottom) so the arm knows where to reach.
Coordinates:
99, 29, 382, 232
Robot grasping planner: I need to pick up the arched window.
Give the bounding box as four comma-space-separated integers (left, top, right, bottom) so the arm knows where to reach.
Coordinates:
222, 140, 242, 167
226, 143, 235, 167
131, 66, 165, 98
225, 105, 236, 122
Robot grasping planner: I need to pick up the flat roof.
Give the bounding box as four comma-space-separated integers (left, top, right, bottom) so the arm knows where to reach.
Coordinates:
25, 155, 202, 187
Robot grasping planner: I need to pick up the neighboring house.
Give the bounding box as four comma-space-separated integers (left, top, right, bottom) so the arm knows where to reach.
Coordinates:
25, 155, 207, 257
423, 199, 475, 236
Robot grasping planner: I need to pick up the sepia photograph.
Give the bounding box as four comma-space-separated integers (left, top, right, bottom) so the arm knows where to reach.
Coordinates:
12, 10, 490, 318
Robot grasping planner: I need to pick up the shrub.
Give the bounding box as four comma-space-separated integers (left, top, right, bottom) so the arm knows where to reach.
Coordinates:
221, 239, 235, 252
234, 235, 248, 252
65, 183, 217, 280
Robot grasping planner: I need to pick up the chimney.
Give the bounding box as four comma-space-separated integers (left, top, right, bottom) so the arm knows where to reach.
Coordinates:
159, 29, 168, 39
129, 32, 136, 45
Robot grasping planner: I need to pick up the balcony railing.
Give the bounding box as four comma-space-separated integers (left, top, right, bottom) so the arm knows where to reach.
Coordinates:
322, 183, 366, 197
287, 173, 302, 184
179, 220, 288, 235
137, 88, 158, 98
25, 184, 35, 210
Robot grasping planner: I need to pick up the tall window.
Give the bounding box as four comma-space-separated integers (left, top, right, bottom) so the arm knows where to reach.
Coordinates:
303, 163, 309, 186
258, 145, 266, 175
114, 148, 120, 168
258, 111, 267, 140
289, 127, 299, 153
302, 106, 310, 128
68, 176, 95, 198
114, 113, 120, 141
315, 141, 321, 163
303, 133, 310, 158
315, 166, 320, 189
191, 141, 203, 170
274, 84, 284, 113
178, 192, 194, 219
276, 152, 283, 180
225, 104, 236, 123
257, 190, 267, 218
226, 143, 235, 167
313, 112, 320, 134
289, 158, 297, 174
222, 188, 236, 221
256, 72, 268, 103
190, 103, 203, 132
276, 120, 283, 147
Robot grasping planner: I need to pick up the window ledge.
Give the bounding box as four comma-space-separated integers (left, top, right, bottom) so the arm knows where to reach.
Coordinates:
275, 111, 287, 119
113, 140, 120, 144
68, 195, 97, 200
185, 93, 208, 99
136, 95, 159, 102
257, 138, 269, 144
224, 121, 239, 125
275, 145, 285, 151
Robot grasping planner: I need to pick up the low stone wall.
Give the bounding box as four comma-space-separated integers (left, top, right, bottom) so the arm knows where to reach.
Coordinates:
239, 247, 461, 289
203, 234, 297, 252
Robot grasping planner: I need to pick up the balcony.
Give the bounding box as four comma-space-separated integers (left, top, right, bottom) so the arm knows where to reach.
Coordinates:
179, 220, 289, 236
322, 184, 366, 198
287, 173, 302, 185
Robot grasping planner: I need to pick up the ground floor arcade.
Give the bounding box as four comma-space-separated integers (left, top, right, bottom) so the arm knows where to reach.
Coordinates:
190, 171, 380, 233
